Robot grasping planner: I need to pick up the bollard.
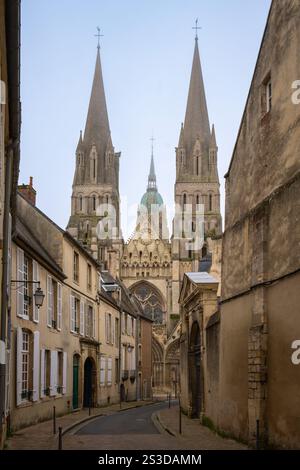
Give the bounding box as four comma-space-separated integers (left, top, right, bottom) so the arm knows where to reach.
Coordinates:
58, 426, 62, 450
53, 406, 56, 435
179, 396, 182, 435
256, 419, 260, 450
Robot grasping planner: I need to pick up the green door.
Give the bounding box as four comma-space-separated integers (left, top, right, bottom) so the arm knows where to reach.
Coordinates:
73, 356, 79, 409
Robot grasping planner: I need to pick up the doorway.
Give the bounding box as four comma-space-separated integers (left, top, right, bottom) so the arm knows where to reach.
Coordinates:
83, 357, 96, 407
189, 322, 202, 418
72, 354, 80, 409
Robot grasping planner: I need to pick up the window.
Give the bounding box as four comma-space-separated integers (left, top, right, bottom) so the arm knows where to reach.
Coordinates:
17, 249, 40, 322
85, 305, 94, 338
93, 158, 96, 179
209, 194, 213, 212
131, 283, 164, 324
196, 156, 200, 176
266, 79, 272, 112
92, 195, 96, 212
79, 195, 83, 212
87, 263, 92, 291
23, 256, 30, 318
106, 313, 112, 343
57, 351, 63, 394
47, 276, 62, 330
21, 331, 30, 400
70, 295, 80, 333
100, 356, 106, 386
115, 318, 119, 346
107, 357, 112, 386
73, 251, 79, 283
115, 358, 119, 383
44, 349, 51, 396
183, 193, 187, 207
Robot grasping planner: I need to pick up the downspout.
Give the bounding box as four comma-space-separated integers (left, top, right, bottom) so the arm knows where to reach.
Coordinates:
0, 143, 13, 430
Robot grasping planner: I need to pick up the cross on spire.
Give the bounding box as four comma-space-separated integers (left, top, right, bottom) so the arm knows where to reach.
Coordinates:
192, 18, 201, 41
94, 26, 104, 50
150, 135, 155, 156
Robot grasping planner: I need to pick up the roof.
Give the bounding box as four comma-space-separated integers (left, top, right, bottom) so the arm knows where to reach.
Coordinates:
185, 272, 219, 285
199, 253, 212, 273
14, 216, 66, 280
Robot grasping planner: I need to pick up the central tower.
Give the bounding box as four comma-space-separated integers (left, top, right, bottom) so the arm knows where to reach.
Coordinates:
67, 44, 122, 273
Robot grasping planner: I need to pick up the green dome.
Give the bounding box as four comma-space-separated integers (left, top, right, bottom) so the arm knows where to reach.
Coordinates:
141, 189, 164, 212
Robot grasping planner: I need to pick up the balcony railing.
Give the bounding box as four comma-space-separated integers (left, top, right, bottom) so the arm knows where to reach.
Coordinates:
121, 369, 129, 381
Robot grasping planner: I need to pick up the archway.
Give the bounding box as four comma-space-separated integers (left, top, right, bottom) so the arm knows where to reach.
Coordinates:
152, 336, 164, 389
165, 339, 180, 396
189, 322, 202, 418
83, 357, 96, 407
72, 354, 80, 409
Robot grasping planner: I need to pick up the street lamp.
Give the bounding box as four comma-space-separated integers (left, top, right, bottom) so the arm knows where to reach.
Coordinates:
11, 280, 45, 308
33, 286, 45, 308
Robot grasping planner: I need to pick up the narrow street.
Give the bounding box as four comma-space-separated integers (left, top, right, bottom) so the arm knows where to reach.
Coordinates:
74, 402, 167, 435
59, 402, 247, 450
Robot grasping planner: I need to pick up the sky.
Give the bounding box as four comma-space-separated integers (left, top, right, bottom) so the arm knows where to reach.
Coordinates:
20, 0, 272, 240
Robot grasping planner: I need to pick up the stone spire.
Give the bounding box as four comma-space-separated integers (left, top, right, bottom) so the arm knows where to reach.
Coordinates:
148, 147, 157, 191
83, 48, 111, 164
183, 38, 210, 157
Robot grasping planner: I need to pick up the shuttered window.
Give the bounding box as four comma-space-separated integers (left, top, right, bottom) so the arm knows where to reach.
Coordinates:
32, 261, 39, 323
107, 357, 112, 386
100, 356, 106, 386
57, 283, 62, 330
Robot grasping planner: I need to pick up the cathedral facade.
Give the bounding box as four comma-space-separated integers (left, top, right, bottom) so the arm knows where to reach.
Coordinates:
67, 34, 222, 393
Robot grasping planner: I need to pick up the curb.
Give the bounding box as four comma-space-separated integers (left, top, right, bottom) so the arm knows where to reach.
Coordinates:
153, 411, 177, 437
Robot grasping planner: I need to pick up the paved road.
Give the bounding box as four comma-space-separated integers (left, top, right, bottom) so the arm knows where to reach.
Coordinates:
75, 401, 169, 435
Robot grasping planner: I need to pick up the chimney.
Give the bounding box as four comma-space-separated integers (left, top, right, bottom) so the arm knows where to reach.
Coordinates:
18, 176, 36, 206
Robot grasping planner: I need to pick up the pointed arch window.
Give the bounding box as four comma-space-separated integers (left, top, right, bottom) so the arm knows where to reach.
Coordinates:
209, 194, 213, 212
79, 195, 83, 212
196, 156, 200, 176
92, 195, 96, 212
183, 193, 187, 207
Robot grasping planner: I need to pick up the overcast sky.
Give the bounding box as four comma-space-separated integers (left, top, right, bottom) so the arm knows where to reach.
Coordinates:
20, 0, 271, 239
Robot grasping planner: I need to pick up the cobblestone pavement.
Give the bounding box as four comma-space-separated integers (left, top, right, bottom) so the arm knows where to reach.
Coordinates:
5, 401, 248, 451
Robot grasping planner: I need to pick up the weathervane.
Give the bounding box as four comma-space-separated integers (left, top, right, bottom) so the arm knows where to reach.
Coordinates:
94, 26, 104, 50
192, 18, 201, 40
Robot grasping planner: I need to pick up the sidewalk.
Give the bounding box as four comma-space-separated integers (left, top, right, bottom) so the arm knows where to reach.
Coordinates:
156, 405, 248, 450
5, 400, 153, 450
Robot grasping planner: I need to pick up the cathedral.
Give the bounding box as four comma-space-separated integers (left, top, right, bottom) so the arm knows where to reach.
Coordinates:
67, 33, 222, 392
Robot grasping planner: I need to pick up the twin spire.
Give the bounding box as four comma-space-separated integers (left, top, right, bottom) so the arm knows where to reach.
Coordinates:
83, 48, 111, 158
183, 37, 211, 154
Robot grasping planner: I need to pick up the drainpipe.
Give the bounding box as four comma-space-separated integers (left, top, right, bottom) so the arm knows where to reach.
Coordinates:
0, 143, 13, 432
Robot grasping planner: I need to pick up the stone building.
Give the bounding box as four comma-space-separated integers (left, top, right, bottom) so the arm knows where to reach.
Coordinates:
218, 0, 300, 449
0, 0, 21, 447
10, 190, 101, 430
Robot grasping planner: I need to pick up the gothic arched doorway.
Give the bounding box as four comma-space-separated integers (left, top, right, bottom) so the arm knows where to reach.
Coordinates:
83, 357, 96, 407
189, 322, 202, 418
